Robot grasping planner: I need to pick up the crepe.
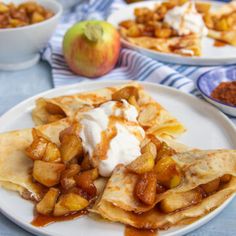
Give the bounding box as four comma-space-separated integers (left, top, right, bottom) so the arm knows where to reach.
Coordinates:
93, 178, 236, 229
207, 1, 236, 46
213, 1, 236, 18
32, 83, 185, 139
0, 118, 71, 201
120, 28, 201, 56
208, 29, 236, 46
93, 149, 236, 229
0, 83, 185, 203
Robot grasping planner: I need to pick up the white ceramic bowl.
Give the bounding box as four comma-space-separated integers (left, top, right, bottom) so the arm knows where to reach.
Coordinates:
0, 0, 62, 71
196, 67, 236, 117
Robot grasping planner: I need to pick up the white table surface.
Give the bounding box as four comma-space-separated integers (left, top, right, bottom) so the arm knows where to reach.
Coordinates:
0, 60, 235, 236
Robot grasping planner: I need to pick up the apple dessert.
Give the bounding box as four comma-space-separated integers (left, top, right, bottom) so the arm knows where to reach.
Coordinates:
0, 83, 235, 235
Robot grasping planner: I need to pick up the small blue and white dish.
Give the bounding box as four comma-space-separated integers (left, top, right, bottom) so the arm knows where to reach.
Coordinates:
196, 67, 236, 117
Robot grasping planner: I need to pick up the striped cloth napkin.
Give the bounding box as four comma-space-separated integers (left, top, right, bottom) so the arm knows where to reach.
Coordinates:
42, 0, 234, 98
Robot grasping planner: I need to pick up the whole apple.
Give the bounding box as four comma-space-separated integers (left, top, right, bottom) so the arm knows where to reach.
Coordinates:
63, 20, 121, 78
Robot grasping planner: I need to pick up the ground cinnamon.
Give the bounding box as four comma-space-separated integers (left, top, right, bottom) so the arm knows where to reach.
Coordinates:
211, 81, 236, 106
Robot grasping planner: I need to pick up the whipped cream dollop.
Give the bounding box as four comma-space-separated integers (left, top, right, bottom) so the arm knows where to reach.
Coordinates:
164, 2, 208, 37
79, 100, 145, 177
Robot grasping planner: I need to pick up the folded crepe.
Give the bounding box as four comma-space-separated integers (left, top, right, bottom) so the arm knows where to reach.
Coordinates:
0, 83, 185, 203
207, 1, 236, 46
212, 1, 236, 18
0, 118, 71, 201
93, 149, 236, 229
120, 27, 201, 56
208, 29, 236, 46
32, 83, 185, 139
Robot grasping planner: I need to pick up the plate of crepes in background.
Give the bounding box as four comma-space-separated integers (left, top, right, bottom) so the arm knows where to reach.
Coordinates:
108, 0, 236, 65
0, 81, 236, 236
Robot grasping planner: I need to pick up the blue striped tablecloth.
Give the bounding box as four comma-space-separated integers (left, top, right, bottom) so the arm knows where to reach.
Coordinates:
43, 0, 234, 97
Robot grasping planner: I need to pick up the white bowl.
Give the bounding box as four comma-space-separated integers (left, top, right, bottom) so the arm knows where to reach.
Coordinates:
196, 67, 236, 117
0, 0, 62, 71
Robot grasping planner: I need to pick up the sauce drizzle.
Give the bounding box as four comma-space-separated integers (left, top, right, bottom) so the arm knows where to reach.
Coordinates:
213, 40, 227, 47
31, 210, 88, 227
125, 226, 157, 236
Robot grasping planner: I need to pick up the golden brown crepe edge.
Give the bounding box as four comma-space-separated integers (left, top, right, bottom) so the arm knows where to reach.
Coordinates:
0, 118, 71, 201
92, 177, 236, 230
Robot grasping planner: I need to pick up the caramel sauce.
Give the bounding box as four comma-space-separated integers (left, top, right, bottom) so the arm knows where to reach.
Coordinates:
110, 116, 144, 141
125, 226, 157, 236
114, 100, 125, 108
214, 40, 227, 47
179, 2, 193, 35
31, 210, 88, 227
111, 116, 140, 127
94, 126, 117, 161
93, 103, 143, 162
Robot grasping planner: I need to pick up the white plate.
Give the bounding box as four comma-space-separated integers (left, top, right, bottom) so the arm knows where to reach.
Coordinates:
0, 81, 236, 236
107, 1, 236, 66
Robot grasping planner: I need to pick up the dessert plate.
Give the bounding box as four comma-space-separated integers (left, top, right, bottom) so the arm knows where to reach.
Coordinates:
0, 80, 236, 236
107, 0, 236, 66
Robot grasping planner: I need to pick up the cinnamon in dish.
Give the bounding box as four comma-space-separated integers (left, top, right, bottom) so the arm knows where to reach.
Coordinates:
211, 81, 236, 106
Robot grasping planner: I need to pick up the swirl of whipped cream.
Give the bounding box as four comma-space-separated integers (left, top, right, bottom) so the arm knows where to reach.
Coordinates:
79, 100, 145, 177
164, 2, 208, 37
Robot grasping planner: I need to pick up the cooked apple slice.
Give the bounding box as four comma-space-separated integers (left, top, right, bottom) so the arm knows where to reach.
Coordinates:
141, 141, 157, 158
160, 188, 203, 213
119, 20, 135, 29
80, 155, 92, 171
220, 174, 232, 183
33, 160, 65, 187
148, 135, 162, 149
75, 171, 97, 198
26, 128, 59, 161
127, 152, 155, 174
200, 178, 220, 195
63, 164, 80, 176
134, 172, 157, 205
53, 193, 89, 216
25, 136, 48, 160
42, 142, 61, 162
154, 156, 181, 188
61, 177, 76, 191
60, 134, 83, 163
83, 168, 99, 181
60, 164, 80, 190
36, 188, 60, 215
156, 142, 176, 160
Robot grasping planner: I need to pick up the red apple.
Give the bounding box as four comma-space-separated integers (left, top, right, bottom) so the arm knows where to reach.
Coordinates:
63, 20, 121, 78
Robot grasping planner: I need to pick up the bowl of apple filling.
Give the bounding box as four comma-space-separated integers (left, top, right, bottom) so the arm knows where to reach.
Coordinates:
0, 0, 62, 70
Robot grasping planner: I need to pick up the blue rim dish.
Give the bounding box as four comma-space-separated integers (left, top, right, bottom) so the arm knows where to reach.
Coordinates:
196, 67, 236, 108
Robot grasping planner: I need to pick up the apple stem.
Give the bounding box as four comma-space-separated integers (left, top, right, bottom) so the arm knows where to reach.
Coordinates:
84, 23, 103, 42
